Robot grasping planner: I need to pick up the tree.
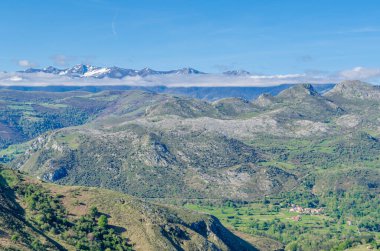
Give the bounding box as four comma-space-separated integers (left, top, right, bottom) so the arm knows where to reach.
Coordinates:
98, 215, 108, 228
90, 206, 99, 218
286, 241, 298, 251
11, 234, 19, 243
31, 239, 44, 250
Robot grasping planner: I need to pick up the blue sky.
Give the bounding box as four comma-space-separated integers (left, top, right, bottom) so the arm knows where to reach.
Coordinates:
1, 0, 380, 75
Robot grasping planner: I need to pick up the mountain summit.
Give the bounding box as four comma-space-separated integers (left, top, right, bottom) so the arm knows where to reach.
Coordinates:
277, 83, 320, 99
325, 80, 380, 100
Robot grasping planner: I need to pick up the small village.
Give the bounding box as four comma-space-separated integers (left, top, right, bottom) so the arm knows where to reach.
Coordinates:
289, 204, 324, 214
288, 204, 325, 221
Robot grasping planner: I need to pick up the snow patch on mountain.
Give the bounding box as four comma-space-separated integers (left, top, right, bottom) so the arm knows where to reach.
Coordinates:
19, 65, 205, 79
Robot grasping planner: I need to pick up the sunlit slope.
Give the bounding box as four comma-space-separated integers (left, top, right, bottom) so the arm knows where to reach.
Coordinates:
0, 167, 256, 251
7, 81, 380, 200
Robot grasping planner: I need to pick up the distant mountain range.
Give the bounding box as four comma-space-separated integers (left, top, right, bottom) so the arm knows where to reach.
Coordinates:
0, 83, 335, 101
17, 64, 257, 79
18, 64, 213, 79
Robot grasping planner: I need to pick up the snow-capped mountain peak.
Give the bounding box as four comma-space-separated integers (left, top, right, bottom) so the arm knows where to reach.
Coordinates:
173, 67, 205, 75
42, 66, 62, 74
64, 64, 94, 76
18, 65, 208, 79
83, 67, 111, 77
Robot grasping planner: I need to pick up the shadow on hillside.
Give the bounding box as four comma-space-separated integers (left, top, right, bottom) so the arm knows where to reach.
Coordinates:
0, 168, 67, 251
109, 225, 127, 234
0, 172, 23, 213
207, 216, 260, 251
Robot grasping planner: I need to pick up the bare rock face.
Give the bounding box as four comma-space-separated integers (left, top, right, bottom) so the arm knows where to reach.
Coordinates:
335, 114, 361, 128
253, 93, 275, 107
325, 80, 380, 100
42, 165, 68, 182
277, 83, 320, 100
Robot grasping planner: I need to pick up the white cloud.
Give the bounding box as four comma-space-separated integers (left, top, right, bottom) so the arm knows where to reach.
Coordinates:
339, 67, 380, 80
250, 74, 305, 80
18, 60, 35, 68
8, 76, 23, 82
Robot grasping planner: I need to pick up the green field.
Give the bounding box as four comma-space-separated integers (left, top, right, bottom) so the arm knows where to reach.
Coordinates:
184, 194, 380, 251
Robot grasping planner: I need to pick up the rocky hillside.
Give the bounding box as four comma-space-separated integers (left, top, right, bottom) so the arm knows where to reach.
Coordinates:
3, 81, 378, 201
325, 80, 380, 100
0, 167, 257, 251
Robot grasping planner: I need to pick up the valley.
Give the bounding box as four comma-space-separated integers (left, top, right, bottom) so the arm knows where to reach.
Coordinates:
0, 80, 379, 250
3, 1, 380, 250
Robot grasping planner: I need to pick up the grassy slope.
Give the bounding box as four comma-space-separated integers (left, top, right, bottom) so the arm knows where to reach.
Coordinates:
0, 167, 258, 251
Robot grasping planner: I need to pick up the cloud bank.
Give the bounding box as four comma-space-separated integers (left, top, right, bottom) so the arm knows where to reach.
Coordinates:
339, 67, 380, 80
0, 66, 379, 87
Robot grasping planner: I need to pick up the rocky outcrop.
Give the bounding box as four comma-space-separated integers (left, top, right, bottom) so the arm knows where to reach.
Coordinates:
325, 80, 380, 100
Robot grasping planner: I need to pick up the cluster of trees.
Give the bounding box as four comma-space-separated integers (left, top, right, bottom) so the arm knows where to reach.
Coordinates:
285, 234, 379, 251
18, 183, 132, 251
285, 189, 380, 232
0, 97, 110, 150
63, 206, 132, 250
188, 187, 379, 251
268, 190, 379, 250
256, 131, 380, 170
246, 217, 378, 251
18, 183, 69, 234
17, 107, 92, 139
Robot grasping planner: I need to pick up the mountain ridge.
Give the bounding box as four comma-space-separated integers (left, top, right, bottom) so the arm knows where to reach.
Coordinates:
19, 65, 207, 79
325, 80, 380, 100
5, 81, 379, 201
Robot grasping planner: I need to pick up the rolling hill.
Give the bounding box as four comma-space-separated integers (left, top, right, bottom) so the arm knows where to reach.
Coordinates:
0, 166, 258, 251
